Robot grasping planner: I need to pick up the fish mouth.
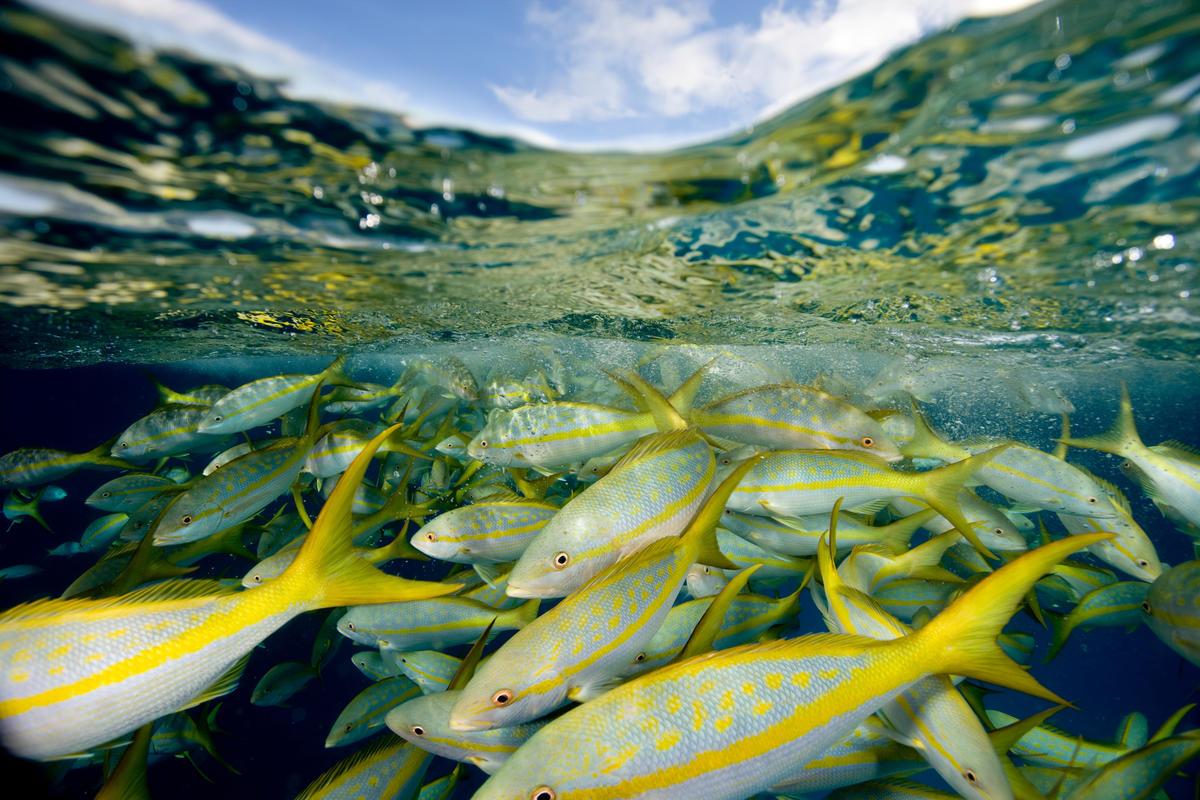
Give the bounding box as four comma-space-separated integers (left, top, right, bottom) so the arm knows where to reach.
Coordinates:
504, 582, 536, 599
448, 713, 489, 733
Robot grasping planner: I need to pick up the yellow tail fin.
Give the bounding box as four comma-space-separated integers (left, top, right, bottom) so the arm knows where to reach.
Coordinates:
902, 402, 971, 462
1057, 383, 1142, 457
913, 532, 1112, 705
916, 445, 1008, 559
681, 454, 762, 570
285, 424, 460, 609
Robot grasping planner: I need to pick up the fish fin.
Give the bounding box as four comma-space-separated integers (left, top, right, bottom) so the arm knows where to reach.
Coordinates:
606, 369, 688, 432
295, 737, 407, 800
25, 502, 52, 533
989, 704, 1065, 754
611, 430, 700, 472
1044, 611, 1073, 661
568, 674, 623, 702
1117, 711, 1149, 749
447, 618, 495, 691
366, 521, 425, 565
83, 438, 139, 471
321, 354, 356, 388
869, 531, 962, 588
184, 750, 216, 784
181, 653, 251, 713
510, 469, 562, 500
1154, 440, 1200, 466
906, 565, 965, 584
1052, 414, 1071, 460
1150, 703, 1196, 743
902, 402, 971, 462
676, 564, 761, 663
380, 430, 432, 461
910, 606, 933, 629
94, 723, 152, 800
666, 360, 714, 418
872, 509, 936, 556
507, 597, 540, 629
1025, 587, 1046, 627
916, 446, 1010, 559
684, 454, 760, 570
473, 562, 504, 589
1057, 383, 1142, 457
283, 423, 461, 609
846, 497, 890, 516
913, 532, 1111, 705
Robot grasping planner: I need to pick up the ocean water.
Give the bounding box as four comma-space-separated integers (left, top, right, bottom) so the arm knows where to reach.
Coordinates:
0, 0, 1198, 797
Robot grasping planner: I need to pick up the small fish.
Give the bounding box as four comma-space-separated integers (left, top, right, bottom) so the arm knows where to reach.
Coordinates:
337, 597, 538, 652
470, 534, 1105, 800
388, 689, 545, 773
0, 565, 41, 581
203, 440, 275, 476
481, 372, 557, 409
325, 675, 421, 748
725, 447, 1006, 556
1056, 474, 1162, 582
294, 736, 432, 800
1062, 732, 1200, 800
433, 435, 470, 460
407, 356, 479, 402
112, 404, 232, 461
392, 650, 462, 695
720, 507, 932, 557
305, 420, 429, 480
1047, 581, 1150, 659
417, 766, 461, 800
0, 440, 132, 489
198, 355, 353, 434
1061, 384, 1200, 530
324, 380, 406, 415
242, 527, 419, 588
507, 429, 715, 598
0, 423, 457, 760
412, 495, 558, 565
47, 542, 84, 557
685, 563, 729, 598
250, 660, 317, 707
150, 378, 229, 407
692, 383, 903, 461
1144, 560, 1200, 667
86, 473, 181, 513
351, 651, 403, 682
890, 491, 1029, 553
714, 528, 811, 581
467, 401, 657, 469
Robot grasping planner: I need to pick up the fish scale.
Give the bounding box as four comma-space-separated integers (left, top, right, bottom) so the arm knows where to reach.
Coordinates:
413, 499, 557, 564
113, 404, 230, 461
468, 402, 657, 469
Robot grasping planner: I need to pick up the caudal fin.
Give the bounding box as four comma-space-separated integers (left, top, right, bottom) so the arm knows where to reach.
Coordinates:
681, 454, 762, 570
902, 403, 971, 462
1057, 383, 1142, 457
875, 508, 938, 554
284, 423, 460, 609
916, 446, 1009, 559
913, 532, 1111, 705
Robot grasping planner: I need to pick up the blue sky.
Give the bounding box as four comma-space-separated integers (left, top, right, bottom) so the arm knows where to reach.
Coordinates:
33, 0, 1035, 150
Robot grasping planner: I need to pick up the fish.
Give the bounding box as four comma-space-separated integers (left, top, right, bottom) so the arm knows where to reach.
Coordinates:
406, 355, 479, 402
719, 507, 933, 558
1143, 559, 1200, 667
250, 660, 317, 707
391, 650, 462, 695
1046, 581, 1150, 659
1055, 473, 1162, 582
0, 440, 132, 489
1061, 384, 1200, 530
305, 419, 430, 480
336, 597, 537, 652
481, 372, 557, 409
470, 533, 1107, 800
112, 404, 232, 461
1063, 732, 1200, 800
0, 565, 41, 581
150, 379, 229, 407
890, 491, 1029, 553
691, 383, 903, 461
724, 446, 1006, 557
985, 709, 1131, 770
387, 689, 545, 774
0, 422, 457, 760
3, 488, 53, 532
325, 675, 421, 748
241, 524, 420, 588
86, 473, 181, 513
417, 766, 461, 800
293, 736, 432, 800
815, 505, 1013, 800
151, 387, 330, 545
507, 429, 715, 598
94, 723, 152, 800
351, 651, 403, 682
467, 401, 658, 469
411, 494, 558, 565
197, 355, 354, 434
203, 440, 275, 476
713, 528, 811, 582
685, 563, 729, 598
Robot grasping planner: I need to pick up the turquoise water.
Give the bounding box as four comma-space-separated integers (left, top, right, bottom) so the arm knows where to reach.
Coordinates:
0, 0, 1198, 796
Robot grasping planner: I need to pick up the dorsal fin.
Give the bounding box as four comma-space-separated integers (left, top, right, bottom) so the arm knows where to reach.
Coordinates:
666, 361, 714, 418
611, 430, 700, 472
606, 369, 687, 431
294, 736, 407, 800
1155, 440, 1200, 466
0, 577, 237, 625
675, 564, 760, 662
1150, 702, 1196, 743
989, 704, 1065, 754
1053, 414, 1071, 460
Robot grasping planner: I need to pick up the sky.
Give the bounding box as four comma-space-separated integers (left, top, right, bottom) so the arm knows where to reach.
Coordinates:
31, 0, 1038, 151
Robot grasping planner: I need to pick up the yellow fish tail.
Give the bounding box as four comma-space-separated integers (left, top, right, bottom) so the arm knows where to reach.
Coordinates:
912, 532, 1112, 705
1057, 382, 1141, 457
284, 423, 460, 609
917, 445, 1008, 559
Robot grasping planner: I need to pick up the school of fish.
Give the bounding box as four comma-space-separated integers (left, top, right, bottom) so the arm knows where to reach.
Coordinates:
0, 356, 1197, 799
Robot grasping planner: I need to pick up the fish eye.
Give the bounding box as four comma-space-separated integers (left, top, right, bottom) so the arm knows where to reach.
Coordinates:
861, 436, 874, 448
1087, 496, 1097, 504
426, 533, 436, 542
213, 415, 223, 422
964, 769, 978, 784
180, 515, 193, 525
1137, 559, 1149, 568
346, 622, 356, 632
491, 689, 514, 706
553, 552, 570, 569
1142, 600, 1152, 614
531, 787, 555, 800
411, 725, 425, 737
252, 575, 262, 583
344, 723, 353, 732
478, 440, 488, 448
994, 527, 1003, 535
634, 653, 646, 663
119, 442, 129, 449
101, 491, 111, 497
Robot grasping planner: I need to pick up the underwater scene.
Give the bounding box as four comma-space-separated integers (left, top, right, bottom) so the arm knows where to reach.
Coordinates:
0, 0, 1199, 797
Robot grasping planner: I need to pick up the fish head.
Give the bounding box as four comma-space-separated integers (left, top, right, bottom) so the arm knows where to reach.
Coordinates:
936, 739, 1014, 800
434, 436, 466, 457
448, 657, 565, 733
411, 518, 465, 562
506, 519, 607, 599
385, 693, 446, 742
856, 431, 903, 463
335, 609, 374, 646
685, 563, 728, 598
151, 493, 218, 545
471, 749, 567, 800
467, 427, 515, 466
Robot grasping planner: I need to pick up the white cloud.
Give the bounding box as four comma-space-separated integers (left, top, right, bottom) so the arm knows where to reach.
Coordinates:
494, 0, 1038, 128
